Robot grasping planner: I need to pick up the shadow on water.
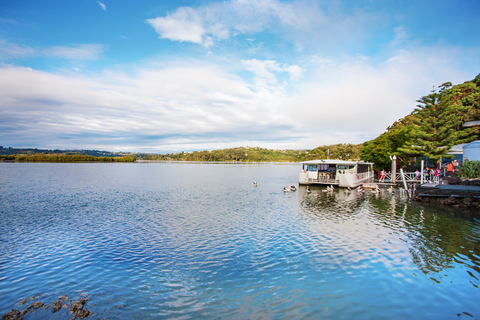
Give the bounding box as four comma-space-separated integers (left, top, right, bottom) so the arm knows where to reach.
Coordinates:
297, 185, 480, 285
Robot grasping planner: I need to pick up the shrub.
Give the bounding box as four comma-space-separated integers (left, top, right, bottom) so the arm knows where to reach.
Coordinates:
458, 159, 480, 179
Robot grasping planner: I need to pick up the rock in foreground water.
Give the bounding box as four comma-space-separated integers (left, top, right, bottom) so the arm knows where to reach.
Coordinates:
1, 295, 93, 320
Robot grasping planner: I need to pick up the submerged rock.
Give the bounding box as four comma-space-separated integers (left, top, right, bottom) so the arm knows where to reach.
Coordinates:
76, 309, 93, 319
53, 300, 63, 313
30, 301, 44, 309
69, 298, 86, 313
69, 298, 93, 319
2, 294, 93, 320
1, 309, 22, 320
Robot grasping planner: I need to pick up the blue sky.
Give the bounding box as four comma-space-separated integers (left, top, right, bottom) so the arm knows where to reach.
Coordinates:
1, 0, 480, 153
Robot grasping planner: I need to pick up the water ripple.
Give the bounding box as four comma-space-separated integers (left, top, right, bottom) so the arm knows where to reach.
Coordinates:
1, 163, 480, 319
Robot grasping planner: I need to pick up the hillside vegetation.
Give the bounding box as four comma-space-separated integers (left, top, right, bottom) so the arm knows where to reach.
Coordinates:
137, 144, 362, 162
361, 73, 480, 170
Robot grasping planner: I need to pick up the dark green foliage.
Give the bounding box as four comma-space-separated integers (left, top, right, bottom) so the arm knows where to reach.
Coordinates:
138, 147, 309, 162
136, 145, 361, 162
459, 159, 480, 179
398, 78, 480, 167
15, 154, 136, 162
360, 116, 414, 170
305, 143, 362, 161
0, 155, 16, 161
361, 126, 411, 170
398, 87, 456, 166
0, 147, 127, 157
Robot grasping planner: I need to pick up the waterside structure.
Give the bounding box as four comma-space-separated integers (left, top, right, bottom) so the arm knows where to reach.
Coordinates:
299, 159, 374, 188
413, 183, 480, 210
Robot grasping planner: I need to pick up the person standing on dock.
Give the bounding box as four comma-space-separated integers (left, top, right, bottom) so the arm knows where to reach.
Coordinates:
379, 169, 385, 182
447, 161, 454, 173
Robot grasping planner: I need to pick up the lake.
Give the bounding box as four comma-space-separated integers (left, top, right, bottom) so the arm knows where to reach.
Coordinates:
0, 162, 479, 319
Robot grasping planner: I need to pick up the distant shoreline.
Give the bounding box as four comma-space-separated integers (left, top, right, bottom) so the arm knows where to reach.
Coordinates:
136, 160, 299, 164
1, 154, 136, 163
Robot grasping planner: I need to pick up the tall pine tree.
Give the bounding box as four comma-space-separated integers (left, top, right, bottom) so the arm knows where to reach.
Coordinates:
440, 76, 480, 140
398, 83, 471, 167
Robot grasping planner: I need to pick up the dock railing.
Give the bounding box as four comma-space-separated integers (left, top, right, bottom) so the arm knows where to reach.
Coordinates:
383, 172, 429, 183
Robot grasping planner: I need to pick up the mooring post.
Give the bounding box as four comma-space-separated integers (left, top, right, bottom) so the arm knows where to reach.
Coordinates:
400, 168, 410, 197
420, 160, 424, 184
400, 168, 408, 190
390, 155, 397, 183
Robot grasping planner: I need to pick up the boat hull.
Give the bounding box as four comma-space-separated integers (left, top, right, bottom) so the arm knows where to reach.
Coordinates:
299, 172, 373, 188
337, 172, 373, 188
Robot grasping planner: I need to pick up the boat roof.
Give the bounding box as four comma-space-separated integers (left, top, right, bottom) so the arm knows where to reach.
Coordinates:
301, 159, 374, 165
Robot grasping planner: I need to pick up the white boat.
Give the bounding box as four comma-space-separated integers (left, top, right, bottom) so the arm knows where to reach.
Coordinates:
299, 159, 374, 188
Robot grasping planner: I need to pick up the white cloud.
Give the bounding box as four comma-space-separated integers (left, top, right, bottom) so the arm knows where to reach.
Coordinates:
98, 2, 107, 11
285, 65, 302, 81
147, 7, 206, 44
2, 38, 478, 152
0, 40, 36, 61
144, 0, 292, 46
284, 45, 478, 144
241, 59, 302, 91
242, 59, 282, 85
44, 44, 106, 60
146, 0, 383, 52
0, 41, 106, 62
391, 26, 409, 46
0, 64, 296, 152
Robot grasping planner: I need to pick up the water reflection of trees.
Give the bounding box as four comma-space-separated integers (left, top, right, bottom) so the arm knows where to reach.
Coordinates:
298, 185, 480, 283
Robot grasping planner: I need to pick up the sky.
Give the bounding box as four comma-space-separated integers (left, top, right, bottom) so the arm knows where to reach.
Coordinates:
1, 0, 480, 153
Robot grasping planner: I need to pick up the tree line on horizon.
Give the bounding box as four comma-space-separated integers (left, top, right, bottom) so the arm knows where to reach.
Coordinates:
136, 144, 364, 162
0, 154, 136, 162
1, 145, 362, 163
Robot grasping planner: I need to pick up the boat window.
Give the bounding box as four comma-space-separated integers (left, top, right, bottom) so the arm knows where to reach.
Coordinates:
318, 164, 329, 171
308, 164, 317, 172
303, 164, 308, 171
338, 165, 354, 170
357, 164, 372, 173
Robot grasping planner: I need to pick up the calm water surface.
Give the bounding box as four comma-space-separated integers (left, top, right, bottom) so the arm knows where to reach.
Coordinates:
0, 162, 479, 319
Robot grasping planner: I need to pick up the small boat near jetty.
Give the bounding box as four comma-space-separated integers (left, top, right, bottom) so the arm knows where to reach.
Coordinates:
299, 159, 374, 188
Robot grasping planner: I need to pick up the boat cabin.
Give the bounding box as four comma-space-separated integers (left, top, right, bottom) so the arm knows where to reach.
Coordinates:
299, 159, 374, 188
